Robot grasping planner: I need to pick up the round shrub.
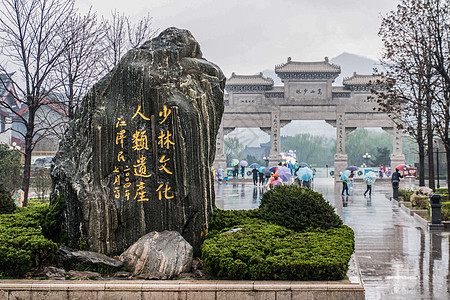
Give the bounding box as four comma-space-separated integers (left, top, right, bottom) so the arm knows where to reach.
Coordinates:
259, 185, 342, 231
0, 185, 16, 214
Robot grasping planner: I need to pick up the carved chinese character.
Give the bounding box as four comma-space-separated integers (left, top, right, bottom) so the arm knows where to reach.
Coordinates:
159, 155, 173, 175
157, 183, 174, 200
134, 181, 149, 201
133, 155, 152, 178
132, 105, 150, 120
132, 130, 149, 151
158, 130, 175, 149
159, 105, 172, 124
116, 118, 127, 128
116, 129, 126, 148
117, 151, 125, 162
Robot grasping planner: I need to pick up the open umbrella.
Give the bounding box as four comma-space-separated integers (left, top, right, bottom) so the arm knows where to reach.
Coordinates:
230, 159, 239, 167
364, 171, 377, 185
395, 164, 408, 170
297, 167, 314, 181
276, 166, 291, 182
269, 166, 278, 173
341, 169, 351, 181
249, 163, 260, 169
240, 160, 248, 167
298, 162, 309, 168
257, 166, 265, 173
278, 159, 287, 163
346, 166, 358, 171
262, 167, 272, 176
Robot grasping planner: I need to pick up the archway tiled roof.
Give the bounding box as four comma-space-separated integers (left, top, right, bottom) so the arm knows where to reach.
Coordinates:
275, 57, 340, 73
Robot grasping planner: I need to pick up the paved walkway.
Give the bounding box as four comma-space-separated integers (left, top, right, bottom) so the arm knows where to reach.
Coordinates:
214, 178, 450, 300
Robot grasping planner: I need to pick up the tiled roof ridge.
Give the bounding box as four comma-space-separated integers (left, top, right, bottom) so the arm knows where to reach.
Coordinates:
343, 72, 382, 85
275, 57, 341, 72
227, 72, 274, 86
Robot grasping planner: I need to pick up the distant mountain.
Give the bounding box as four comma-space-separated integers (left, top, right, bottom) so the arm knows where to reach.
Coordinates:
330, 52, 381, 85
261, 53, 381, 86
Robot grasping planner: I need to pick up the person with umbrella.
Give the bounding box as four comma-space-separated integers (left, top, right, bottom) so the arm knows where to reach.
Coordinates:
259, 169, 265, 186
341, 170, 351, 196
266, 173, 283, 189
364, 171, 377, 197
251, 166, 259, 186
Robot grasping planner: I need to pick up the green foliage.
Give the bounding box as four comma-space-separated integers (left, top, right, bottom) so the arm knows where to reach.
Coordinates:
0, 144, 22, 193
208, 209, 263, 237
371, 147, 391, 167
202, 220, 354, 280
345, 128, 392, 167
259, 185, 343, 231
224, 137, 244, 166
435, 188, 448, 202
442, 202, 450, 221
399, 188, 416, 202
281, 133, 334, 167
0, 204, 58, 277
0, 184, 16, 214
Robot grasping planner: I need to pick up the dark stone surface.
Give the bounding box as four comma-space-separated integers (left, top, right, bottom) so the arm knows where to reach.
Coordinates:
119, 230, 193, 278
51, 27, 225, 256
56, 245, 123, 270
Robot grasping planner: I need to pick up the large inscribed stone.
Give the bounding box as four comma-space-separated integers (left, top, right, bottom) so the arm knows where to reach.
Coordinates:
51, 27, 225, 256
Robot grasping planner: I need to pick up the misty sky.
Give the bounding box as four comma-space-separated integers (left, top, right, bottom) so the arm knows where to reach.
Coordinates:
78, 0, 400, 78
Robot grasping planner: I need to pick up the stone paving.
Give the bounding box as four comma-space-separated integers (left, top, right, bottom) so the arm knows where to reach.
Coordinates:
214, 178, 450, 300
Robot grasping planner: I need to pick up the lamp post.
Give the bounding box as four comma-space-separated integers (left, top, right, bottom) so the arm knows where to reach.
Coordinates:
362, 153, 371, 167
434, 140, 440, 189
263, 156, 269, 167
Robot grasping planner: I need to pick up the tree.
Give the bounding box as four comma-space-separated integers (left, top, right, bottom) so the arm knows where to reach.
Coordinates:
0, 0, 79, 206
375, 0, 450, 189
224, 137, 244, 166
99, 10, 157, 74
371, 147, 391, 167
281, 134, 335, 167
52, 10, 105, 122
345, 129, 392, 167
0, 144, 22, 194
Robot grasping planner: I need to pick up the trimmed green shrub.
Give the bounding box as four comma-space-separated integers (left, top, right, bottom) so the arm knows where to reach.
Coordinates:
0, 185, 16, 214
259, 185, 342, 231
202, 221, 354, 280
442, 202, 450, 221
399, 188, 415, 202
208, 208, 262, 237
435, 188, 448, 202
0, 199, 62, 277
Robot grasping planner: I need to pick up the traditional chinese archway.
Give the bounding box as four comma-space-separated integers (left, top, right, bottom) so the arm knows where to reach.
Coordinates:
214, 57, 405, 179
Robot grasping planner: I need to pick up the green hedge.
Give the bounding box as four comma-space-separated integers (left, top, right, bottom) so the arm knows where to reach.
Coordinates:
0, 185, 15, 214
202, 219, 354, 280
442, 202, 450, 221
0, 198, 64, 277
259, 185, 342, 231
399, 188, 415, 202
202, 208, 354, 280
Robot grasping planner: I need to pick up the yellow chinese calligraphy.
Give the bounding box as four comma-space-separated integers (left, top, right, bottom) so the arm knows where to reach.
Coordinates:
158, 130, 175, 149
116, 129, 126, 148
117, 151, 125, 162
113, 175, 120, 185
157, 183, 174, 200
124, 189, 130, 200
133, 154, 152, 178
159, 105, 172, 124
113, 166, 120, 173
114, 187, 120, 199
132, 105, 150, 120
134, 181, 149, 201
116, 118, 127, 128
159, 155, 173, 174
132, 130, 149, 151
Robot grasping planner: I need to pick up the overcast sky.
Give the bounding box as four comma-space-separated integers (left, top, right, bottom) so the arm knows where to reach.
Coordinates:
77, 0, 399, 78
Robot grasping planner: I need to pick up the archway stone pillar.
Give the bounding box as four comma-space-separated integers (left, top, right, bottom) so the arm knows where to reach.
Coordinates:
268, 111, 281, 166
334, 105, 348, 181
213, 121, 227, 169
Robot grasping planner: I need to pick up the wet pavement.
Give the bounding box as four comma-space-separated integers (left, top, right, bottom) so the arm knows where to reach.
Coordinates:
214, 178, 450, 300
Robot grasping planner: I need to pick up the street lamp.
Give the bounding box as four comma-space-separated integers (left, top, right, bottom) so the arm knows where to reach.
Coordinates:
434, 140, 440, 189
263, 156, 269, 167
362, 153, 371, 167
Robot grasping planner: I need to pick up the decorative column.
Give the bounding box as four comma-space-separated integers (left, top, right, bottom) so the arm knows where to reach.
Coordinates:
213, 120, 226, 169
334, 105, 348, 180
268, 111, 281, 166
390, 128, 405, 171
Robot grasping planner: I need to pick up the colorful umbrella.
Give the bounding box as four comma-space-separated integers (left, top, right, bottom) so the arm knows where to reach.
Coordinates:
276, 166, 291, 182
297, 167, 314, 181
364, 171, 377, 185
395, 164, 408, 170
240, 160, 248, 167
257, 166, 265, 173
269, 166, 278, 173
230, 159, 239, 167
278, 159, 287, 163
341, 169, 351, 181
346, 165, 358, 171
249, 163, 260, 169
